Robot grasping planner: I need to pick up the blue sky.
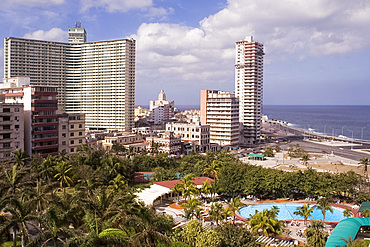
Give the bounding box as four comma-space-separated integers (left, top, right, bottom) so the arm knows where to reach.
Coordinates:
1, 0, 370, 106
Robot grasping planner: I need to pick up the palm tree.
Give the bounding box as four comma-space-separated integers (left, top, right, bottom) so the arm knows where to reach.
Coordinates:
0, 195, 38, 247
359, 157, 369, 177
170, 182, 183, 202
209, 203, 224, 225
343, 208, 353, 218
362, 209, 370, 217
305, 220, 328, 247
294, 203, 314, 226
338, 236, 367, 247
182, 197, 202, 220
228, 197, 244, 224
10, 150, 30, 168
316, 197, 333, 222
247, 209, 283, 237
301, 154, 310, 167
54, 161, 73, 194
128, 207, 173, 247
30, 207, 76, 247
201, 180, 212, 199
33, 155, 56, 184
2, 164, 31, 196
203, 160, 220, 181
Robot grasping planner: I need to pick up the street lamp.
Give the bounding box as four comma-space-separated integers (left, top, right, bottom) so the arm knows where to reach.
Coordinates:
348, 129, 354, 150
361, 127, 366, 142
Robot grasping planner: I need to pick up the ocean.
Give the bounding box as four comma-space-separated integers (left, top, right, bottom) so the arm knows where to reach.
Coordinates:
136, 104, 370, 141
263, 105, 370, 141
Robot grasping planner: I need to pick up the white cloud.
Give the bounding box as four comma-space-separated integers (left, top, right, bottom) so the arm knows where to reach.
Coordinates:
132, 0, 370, 103
133, 0, 370, 87
10, 0, 64, 6
24, 28, 67, 42
80, 0, 152, 12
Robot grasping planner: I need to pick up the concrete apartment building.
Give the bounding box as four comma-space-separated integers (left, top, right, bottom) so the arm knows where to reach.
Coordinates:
4, 24, 136, 131
149, 90, 174, 125
58, 113, 86, 154
165, 122, 210, 153
235, 36, 264, 145
0, 77, 58, 157
200, 90, 240, 147
0, 103, 24, 161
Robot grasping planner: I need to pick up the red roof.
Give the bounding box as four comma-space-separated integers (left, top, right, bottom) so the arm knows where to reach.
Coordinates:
154, 177, 214, 189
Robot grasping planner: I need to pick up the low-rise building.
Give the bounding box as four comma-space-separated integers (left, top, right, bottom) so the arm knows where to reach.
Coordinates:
102, 132, 145, 153
146, 131, 181, 155
165, 122, 210, 153
0, 103, 24, 161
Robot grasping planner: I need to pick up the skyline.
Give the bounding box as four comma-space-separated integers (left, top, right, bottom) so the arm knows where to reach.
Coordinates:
1, 0, 370, 105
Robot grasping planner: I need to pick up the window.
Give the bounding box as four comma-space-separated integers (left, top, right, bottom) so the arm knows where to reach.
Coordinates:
70, 140, 74, 145
62, 141, 66, 145
79, 124, 82, 128
3, 125, 11, 130
3, 116, 10, 121
62, 125, 66, 130
70, 124, 74, 129
15, 116, 19, 121
2, 133, 11, 139
62, 133, 66, 137
3, 143, 11, 148
15, 108, 20, 112
70, 133, 74, 137
15, 125, 19, 129
79, 139, 82, 144
3, 108, 10, 113
70, 148, 74, 152
79, 132, 82, 136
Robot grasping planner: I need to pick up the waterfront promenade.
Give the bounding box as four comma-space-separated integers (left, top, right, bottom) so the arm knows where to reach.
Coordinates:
259, 122, 370, 163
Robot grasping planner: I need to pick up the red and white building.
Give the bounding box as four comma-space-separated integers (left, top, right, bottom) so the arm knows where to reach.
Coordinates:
235, 36, 264, 145
0, 77, 59, 157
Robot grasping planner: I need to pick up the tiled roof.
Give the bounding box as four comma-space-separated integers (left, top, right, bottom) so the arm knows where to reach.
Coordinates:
154, 177, 214, 189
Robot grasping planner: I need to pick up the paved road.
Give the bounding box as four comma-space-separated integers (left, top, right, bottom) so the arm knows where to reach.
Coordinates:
260, 123, 370, 162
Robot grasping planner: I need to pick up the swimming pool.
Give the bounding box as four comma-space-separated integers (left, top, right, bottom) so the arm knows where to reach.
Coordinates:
238, 204, 347, 222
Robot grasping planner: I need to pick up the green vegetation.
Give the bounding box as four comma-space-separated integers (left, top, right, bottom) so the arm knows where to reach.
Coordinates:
0, 147, 369, 246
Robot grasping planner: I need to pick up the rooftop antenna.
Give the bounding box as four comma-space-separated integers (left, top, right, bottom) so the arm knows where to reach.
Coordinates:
75, 21, 81, 28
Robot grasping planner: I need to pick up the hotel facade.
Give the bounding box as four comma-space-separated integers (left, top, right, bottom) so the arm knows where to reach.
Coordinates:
235, 36, 264, 145
200, 90, 239, 147
4, 26, 135, 131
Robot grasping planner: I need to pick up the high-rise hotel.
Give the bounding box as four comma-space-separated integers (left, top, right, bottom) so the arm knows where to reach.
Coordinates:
235, 36, 264, 145
4, 24, 135, 131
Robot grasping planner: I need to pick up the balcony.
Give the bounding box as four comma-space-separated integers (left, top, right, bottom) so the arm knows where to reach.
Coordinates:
32, 144, 58, 151
32, 137, 58, 143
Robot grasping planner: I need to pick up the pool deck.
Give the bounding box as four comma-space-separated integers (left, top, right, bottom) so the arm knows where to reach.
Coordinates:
236, 199, 359, 245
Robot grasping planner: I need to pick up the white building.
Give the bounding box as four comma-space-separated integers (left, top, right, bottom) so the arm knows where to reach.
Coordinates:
68, 22, 87, 43
4, 25, 135, 132
166, 122, 210, 153
235, 36, 264, 145
149, 90, 174, 125
146, 132, 181, 155
200, 90, 239, 147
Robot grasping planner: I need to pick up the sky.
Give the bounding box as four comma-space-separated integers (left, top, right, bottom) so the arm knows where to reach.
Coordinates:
1, 0, 370, 106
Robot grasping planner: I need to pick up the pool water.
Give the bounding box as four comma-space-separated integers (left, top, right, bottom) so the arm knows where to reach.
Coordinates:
238, 204, 347, 222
